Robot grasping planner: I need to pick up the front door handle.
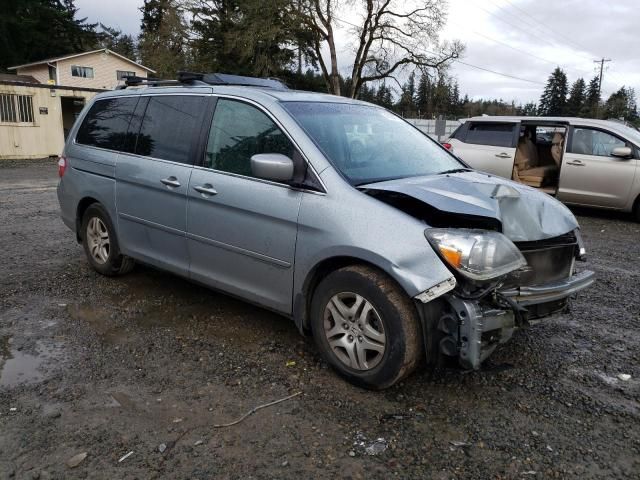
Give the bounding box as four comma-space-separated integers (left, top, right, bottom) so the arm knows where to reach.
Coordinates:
193, 184, 218, 196
160, 176, 181, 187
495, 152, 511, 158
566, 160, 585, 166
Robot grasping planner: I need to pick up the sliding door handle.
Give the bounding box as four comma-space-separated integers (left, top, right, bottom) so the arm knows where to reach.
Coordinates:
193, 184, 218, 196
495, 152, 511, 159
566, 160, 585, 166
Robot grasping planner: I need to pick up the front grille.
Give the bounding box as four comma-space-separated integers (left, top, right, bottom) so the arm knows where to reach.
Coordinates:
504, 233, 578, 288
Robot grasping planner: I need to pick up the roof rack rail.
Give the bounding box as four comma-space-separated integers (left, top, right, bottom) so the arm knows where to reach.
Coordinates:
116, 75, 180, 89
177, 71, 288, 90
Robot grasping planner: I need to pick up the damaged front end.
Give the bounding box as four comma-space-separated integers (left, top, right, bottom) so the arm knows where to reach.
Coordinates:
418, 229, 594, 370
360, 171, 595, 370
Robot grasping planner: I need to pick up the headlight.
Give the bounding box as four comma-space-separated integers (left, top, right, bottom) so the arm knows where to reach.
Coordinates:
425, 228, 527, 281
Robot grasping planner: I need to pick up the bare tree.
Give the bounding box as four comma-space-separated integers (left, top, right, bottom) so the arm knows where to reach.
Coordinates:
302, 0, 463, 98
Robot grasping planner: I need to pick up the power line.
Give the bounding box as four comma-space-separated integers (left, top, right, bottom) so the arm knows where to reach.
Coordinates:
448, 19, 594, 77
473, 1, 594, 62
453, 59, 545, 85
500, 0, 598, 57
332, 15, 545, 86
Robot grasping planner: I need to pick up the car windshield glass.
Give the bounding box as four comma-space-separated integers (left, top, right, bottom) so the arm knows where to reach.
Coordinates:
282, 102, 462, 185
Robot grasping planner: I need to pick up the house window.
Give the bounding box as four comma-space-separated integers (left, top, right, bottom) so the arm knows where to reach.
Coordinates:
0, 94, 34, 124
71, 66, 94, 78
116, 70, 136, 80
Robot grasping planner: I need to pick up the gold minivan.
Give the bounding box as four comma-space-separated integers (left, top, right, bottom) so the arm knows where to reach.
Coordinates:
447, 116, 640, 220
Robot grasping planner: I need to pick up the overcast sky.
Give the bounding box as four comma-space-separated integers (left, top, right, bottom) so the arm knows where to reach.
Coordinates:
74, 0, 639, 104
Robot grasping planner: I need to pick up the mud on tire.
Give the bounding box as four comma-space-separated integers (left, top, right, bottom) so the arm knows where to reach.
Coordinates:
310, 265, 422, 389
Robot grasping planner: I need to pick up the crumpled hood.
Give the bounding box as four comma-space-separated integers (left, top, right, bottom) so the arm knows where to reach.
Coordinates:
361, 171, 578, 242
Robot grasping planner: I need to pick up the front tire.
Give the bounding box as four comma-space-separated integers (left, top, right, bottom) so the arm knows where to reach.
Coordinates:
81, 204, 134, 276
310, 265, 422, 389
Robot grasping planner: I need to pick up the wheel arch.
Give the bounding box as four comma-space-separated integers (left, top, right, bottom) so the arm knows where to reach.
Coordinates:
75, 196, 101, 242
293, 255, 417, 335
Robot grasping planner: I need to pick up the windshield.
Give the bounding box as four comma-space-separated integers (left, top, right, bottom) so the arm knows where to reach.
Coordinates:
282, 102, 463, 185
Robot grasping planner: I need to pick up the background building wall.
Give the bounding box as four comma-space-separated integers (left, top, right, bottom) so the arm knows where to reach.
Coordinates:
0, 83, 98, 159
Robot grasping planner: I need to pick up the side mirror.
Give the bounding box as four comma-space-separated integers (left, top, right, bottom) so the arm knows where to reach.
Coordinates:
250, 153, 294, 182
611, 146, 632, 158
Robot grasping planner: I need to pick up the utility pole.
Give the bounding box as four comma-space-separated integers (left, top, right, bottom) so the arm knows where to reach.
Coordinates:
593, 58, 611, 116
594, 58, 612, 98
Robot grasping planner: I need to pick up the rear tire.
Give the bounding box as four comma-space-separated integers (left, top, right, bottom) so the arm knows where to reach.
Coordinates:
310, 265, 422, 389
81, 204, 134, 276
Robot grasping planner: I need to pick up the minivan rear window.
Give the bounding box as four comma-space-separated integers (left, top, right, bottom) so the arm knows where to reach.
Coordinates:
465, 122, 516, 148
134, 95, 206, 164
75, 97, 138, 151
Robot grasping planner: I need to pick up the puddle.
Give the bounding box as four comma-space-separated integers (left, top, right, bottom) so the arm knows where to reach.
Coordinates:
0, 337, 61, 388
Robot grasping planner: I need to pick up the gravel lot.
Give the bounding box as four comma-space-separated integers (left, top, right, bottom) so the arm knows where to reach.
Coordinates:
1, 160, 639, 479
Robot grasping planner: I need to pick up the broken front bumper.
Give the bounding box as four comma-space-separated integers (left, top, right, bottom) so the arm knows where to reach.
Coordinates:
497, 270, 595, 307
436, 269, 595, 370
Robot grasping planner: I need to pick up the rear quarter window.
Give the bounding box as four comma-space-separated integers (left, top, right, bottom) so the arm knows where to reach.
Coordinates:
75, 97, 139, 151
464, 122, 516, 148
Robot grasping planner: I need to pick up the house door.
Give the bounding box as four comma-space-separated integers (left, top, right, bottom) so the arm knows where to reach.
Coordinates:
60, 97, 85, 139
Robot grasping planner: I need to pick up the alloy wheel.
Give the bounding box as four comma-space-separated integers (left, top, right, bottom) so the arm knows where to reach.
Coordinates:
86, 217, 110, 265
323, 292, 386, 371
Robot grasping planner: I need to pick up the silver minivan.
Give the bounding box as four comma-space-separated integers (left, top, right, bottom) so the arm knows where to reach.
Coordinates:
446, 116, 640, 220
57, 74, 594, 389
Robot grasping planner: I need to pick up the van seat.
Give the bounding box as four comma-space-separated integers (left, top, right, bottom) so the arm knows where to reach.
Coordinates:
515, 165, 558, 187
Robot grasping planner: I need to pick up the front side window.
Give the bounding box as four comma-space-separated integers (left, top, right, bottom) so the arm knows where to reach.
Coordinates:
465, 122, 516, 147
71, 66, 94, 78
75, 97, 138, 150
570, 128, 627, 157
134, 95, 206, 164
283, 102, 462, 185
205, 99, 295, 177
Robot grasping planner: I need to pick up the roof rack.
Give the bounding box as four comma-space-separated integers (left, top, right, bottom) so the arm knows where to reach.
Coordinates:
116, 75, 180, 89
177, 71, 289, 90
116, 72, 289, 91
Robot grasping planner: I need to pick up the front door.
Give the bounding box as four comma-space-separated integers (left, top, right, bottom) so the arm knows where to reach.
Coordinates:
186, 98, 302, 313
558, 126, 638, 208
115, 94, 209, 275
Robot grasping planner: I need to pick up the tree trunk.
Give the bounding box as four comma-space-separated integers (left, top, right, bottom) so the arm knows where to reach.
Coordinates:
326, 23, 340, 96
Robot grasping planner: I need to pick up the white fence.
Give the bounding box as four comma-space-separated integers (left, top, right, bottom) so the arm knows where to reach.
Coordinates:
404, 118, 461, 139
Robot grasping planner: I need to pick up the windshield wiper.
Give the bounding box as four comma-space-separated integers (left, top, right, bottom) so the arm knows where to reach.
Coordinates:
437, 168, 471, 175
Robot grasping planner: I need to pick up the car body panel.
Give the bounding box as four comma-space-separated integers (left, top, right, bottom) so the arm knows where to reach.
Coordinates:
359, 171, 579, 242
115, 153, 193, 276
186, 167, 303, 313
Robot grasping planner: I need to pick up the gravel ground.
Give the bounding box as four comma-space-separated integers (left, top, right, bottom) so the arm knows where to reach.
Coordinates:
1, 160, 639, 479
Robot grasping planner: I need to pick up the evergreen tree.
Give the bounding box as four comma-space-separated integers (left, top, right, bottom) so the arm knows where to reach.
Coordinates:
416, 73, 432, 117
566, 78, 586, 116
97, 24, 137, 59
582, 76, 601, 118
138, 0, 189, 78
0, 0, 99, 72
520, 102, 537, 116
397, 73, 417, 116
374, 84, 393, 109
538, 67, 568, 116
605, 87, 639, 123
189, 0, 301, 77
